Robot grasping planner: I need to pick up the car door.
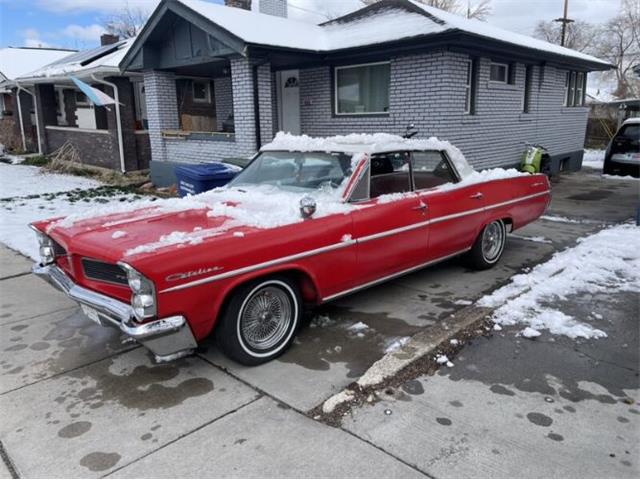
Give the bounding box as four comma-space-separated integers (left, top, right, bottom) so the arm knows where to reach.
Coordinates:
350, 151, 430, 286
411, 150, 487, 259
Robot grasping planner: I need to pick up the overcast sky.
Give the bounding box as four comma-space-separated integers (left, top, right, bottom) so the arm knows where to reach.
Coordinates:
0, 0, 621, 50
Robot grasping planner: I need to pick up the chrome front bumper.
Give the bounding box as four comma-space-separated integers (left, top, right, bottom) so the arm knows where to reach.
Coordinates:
32, 263, 197, 361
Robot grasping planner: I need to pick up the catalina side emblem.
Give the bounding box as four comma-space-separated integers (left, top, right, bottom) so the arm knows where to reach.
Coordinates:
166, 266, 223, 282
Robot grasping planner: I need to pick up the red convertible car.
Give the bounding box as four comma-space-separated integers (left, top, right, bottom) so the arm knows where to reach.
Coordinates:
31, 133, 550, 365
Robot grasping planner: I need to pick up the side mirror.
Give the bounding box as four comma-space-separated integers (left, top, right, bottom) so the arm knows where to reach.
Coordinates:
300, 196, 316, 219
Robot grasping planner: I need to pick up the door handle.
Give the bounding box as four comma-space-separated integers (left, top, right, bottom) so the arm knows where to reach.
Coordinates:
412, 202, 428, 211
469, 192, 484, 200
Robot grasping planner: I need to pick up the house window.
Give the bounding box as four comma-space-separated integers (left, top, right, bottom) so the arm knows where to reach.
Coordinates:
489, 62, 509, 83
192, 80, 210, 103
564, 70, 586, 107
523, 65, 533, 113
464, 59, 477, 114
75, 91, 89, 106
335, 62, 390, 115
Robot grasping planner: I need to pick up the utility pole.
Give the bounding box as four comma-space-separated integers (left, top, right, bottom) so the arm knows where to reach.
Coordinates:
553, 0, 574, 47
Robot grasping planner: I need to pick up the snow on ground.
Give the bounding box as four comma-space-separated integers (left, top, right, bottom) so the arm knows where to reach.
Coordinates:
0, 164, 100, 197
0, 164, 142, 260
510, 234, 553, 244
582, 149, 605, 169
384, 336, 411, 353
479, 223, 640, 339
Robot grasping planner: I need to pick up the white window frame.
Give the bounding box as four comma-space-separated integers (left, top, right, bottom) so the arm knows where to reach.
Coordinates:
334, 61, 391, 116
489, 62, 509, 83
192, 80, 211, 103
568, 71, 577, 106
464, 59, 473, 114
563, 71, 570, 106
522, 65, 533, 113
575, 72, 584, 107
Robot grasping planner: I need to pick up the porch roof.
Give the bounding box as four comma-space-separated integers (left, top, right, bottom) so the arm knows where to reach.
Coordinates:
15, 39, 136, 84
0, 47, 76, 84
121, 0, 612, 72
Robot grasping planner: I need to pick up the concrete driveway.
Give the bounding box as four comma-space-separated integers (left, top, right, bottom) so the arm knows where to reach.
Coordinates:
0, 168, 638, 478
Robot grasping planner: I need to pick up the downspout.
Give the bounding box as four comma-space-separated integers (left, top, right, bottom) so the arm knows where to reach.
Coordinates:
15, 82, 42, 154
91, 74, 126, 173
252, 65, 262, 150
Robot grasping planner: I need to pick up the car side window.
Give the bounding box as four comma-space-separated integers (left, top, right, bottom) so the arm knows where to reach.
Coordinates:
369, 152, 411, 199
411, 151, 457, 190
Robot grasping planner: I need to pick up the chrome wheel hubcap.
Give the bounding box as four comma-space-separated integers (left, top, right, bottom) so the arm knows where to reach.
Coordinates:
240, 286, 292, 350
482, 222, 504, 261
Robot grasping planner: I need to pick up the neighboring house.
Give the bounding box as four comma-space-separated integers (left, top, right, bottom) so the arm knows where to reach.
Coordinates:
586, 89, 640, 147
15, 35, 150, 172
120, 0, 612, 185
0, 46, 76, 152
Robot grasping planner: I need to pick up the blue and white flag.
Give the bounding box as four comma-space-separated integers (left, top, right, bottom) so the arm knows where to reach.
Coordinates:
70, 76, 116, 107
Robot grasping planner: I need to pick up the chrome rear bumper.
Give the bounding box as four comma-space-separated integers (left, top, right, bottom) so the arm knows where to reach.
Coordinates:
32, 263, 197, 362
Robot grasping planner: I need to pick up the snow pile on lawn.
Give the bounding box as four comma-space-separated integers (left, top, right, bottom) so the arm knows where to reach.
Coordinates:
0, 164, 100, 197
0, 164, 142, 260
582, 149, 605, 169
479, 224, 640, 339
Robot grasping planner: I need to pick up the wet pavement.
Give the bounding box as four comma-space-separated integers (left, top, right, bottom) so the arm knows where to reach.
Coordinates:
0, 168, 638, 478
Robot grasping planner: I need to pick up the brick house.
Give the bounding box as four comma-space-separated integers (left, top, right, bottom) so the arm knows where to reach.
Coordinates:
0, 47, 76, 152
120, 0, 612, 185
15, 36, 150, 172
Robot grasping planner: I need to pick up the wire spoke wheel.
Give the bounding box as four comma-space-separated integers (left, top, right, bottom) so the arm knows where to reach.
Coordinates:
240, 285, 293, 351
481, 221, 505, 262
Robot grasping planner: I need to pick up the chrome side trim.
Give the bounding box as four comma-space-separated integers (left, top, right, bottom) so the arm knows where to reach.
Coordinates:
160, 239, 358, 293
358, 219, 431, 243
321, 247, 471, 302
158, 190, 550, 293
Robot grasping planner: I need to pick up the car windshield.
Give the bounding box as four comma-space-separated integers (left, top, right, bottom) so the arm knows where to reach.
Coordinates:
228, 151, 353, 192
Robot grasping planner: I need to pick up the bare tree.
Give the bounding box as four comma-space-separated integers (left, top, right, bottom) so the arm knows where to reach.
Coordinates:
595, 0, 640, 98
102, 4, 150, 39
362, 0, 492, 20
464, 0, 492, 20
533, 20, 600, 54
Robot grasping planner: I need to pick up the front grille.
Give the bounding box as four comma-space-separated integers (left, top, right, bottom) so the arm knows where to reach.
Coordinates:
82, 258, 128, 286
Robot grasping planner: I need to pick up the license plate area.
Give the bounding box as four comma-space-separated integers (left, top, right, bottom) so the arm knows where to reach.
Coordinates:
81, 304, 102, 325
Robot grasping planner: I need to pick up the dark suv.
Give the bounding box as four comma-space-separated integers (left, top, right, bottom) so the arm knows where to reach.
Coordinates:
603, 119, 640, 178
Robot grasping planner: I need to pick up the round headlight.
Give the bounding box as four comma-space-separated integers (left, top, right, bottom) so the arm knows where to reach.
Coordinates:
128, 275, 142, 292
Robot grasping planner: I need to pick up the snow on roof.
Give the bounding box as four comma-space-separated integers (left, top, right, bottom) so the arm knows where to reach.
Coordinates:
407, 1, 609, 67
0, 47, 76, 82
17, 39, 135, 81
261, 132, 476, 179
177, 0, 609, 67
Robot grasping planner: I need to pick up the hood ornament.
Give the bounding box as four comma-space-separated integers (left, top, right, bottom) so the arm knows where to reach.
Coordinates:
300, 196, 316, 219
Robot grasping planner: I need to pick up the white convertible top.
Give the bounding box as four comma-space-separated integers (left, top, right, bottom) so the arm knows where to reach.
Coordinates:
261, 132, 476, 179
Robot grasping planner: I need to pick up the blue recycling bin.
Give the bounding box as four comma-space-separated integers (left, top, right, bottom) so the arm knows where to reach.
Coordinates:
174, 163, 238, 197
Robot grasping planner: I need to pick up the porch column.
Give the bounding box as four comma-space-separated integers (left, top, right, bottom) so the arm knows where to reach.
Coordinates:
144, 70, 179, 164
257, 63, 274, 145
13, 89, 34, 152
229, 58, 257, 153
34, 84, 57, 153
229, 58, 274, 153
105, 77, 138, 171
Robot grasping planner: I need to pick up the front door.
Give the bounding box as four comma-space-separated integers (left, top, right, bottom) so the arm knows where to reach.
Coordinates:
278, 69, 300, 135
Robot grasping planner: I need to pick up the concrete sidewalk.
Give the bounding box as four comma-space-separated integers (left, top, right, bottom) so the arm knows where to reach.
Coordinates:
0, 168, 638, 478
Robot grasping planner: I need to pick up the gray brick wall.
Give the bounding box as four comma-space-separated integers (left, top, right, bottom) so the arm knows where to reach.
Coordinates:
258, 0, 287, 18
214, 76, 233, 131
144, 70, 179, 163
299, 51, 588, 169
